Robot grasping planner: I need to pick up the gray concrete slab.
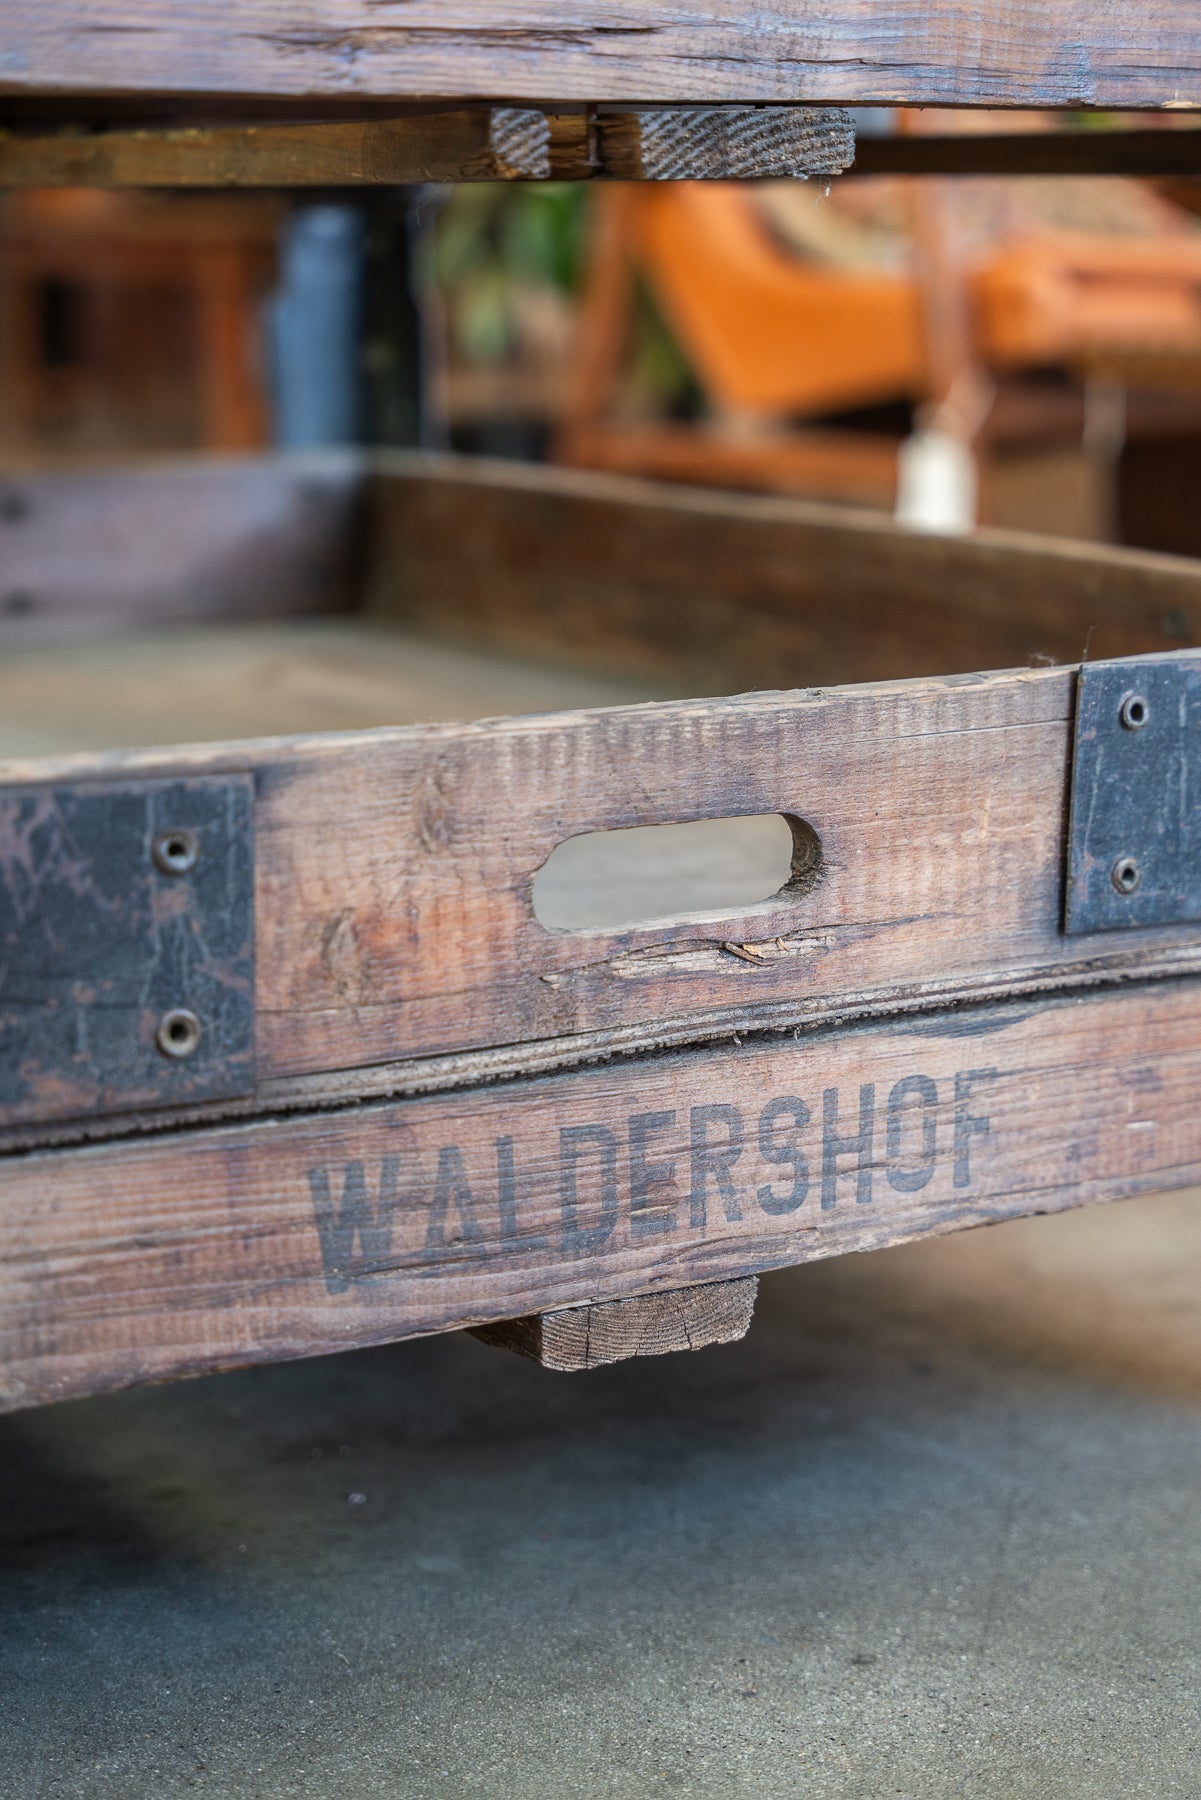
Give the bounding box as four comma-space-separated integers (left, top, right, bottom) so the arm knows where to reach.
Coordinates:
2, 1189, 1198, 1799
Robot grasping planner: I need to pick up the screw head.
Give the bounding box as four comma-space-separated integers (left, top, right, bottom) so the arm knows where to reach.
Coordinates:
153, 828, 199, 876
1111, 856, 1141, 896
1119, 692, 1150, 732
156, 1008, 202, 1059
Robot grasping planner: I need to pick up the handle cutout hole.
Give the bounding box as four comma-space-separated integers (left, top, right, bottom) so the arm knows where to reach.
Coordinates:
533, 813, 820, 933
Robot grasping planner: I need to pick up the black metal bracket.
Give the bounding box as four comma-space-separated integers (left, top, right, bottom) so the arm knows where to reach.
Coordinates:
0, 776, 254, 1127
1065, 655, 1201, 934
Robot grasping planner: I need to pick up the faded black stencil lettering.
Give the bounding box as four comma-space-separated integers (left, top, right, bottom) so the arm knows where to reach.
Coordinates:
629, 1109, 678, 1238
560, 1122, 619, 1255
309, 1156, 400, 1296
886, 1075, 938, 1193
756, 1096, 810, 1214
689, 1104, 744, 1228
496, 1134, 548, 1253
425, 1144, 485, 1252
954, 1068, 997, 1188
821, 1084, 875, 1209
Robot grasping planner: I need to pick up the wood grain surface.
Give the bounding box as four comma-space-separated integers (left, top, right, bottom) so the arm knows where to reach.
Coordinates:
6, 654, 1201, 1142
365, 455, 1201, 694
0, 108, 670, 187
469, 1274, 759, 1368
0, 112, 507, 187
5, 113, 1197, 185
0, 452, 360, 644
6, 3, 1199, 109
3, 977, 1199, 1411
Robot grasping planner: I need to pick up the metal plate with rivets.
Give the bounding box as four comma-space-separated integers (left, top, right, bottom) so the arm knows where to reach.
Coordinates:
1065, 655, 1201, 934
0, 777, 254, 1126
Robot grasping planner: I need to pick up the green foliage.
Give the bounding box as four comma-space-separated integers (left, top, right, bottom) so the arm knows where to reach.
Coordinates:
427, 184, 700, 413
430, 184, 587, 365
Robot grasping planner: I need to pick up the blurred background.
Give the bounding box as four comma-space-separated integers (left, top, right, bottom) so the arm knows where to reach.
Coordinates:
6, 108, 1201, 555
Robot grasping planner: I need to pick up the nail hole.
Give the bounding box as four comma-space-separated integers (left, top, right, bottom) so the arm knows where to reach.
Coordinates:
2, 591, 36, 617
156, 1009, 202, 1059
1119, 693, 1149, 731
152, 828, 199, 875
533, 813, 820, 933
1112, 856, 1140, 896
0, 492, 29, 524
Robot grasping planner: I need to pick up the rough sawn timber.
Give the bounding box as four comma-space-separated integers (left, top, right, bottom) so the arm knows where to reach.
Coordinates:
3, 977, 1201, 1411
4, 2, 1200, 110
469, 1275, 759, 1369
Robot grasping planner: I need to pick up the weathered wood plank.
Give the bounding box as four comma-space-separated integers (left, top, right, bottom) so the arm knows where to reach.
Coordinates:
3, 110, 1198, 184
851, 127, 1201, 179
0, 112, 502, 187
6, 653, 1201, 1142
5, 3, 1199, 109
469, 1274, 759, 1368
0, 452, 360, 643
0, 105, 854, 187
3, 977, 1200, 1411
365, 455, 1201, 694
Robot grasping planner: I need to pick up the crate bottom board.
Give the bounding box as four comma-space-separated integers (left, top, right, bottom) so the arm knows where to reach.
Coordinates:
1, 975, 1197, 1412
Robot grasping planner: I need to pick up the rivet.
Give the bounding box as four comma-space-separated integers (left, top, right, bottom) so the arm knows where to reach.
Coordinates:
1119, 693, 1150, 732
1111, 856, 1141, 896
156, 1009, 202, 1059
153, 828, 199, 875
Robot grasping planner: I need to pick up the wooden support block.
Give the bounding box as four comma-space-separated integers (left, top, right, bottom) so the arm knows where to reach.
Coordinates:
470, 1276, 758, 1370
595, 107, 854, 181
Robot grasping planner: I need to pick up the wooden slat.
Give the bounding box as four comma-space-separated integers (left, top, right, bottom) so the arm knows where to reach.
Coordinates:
0, 105, 855, 187
0, 452, 361, 643
5, 112, 1200, 185
365, 454, 1201, 692
5, 3, 1199, 110
7, 653, 1201, 1143
0, 112, 504, 188
4, 976, 1200, 1411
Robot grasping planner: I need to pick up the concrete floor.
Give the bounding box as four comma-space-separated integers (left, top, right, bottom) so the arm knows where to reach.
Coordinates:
2, 1188, 1198, 1799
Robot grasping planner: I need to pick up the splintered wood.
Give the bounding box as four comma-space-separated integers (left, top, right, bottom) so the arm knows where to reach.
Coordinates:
470, 1276, 759, 1370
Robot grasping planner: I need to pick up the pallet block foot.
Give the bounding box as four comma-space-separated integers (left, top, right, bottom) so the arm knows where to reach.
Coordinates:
469, 1276, 758, 1372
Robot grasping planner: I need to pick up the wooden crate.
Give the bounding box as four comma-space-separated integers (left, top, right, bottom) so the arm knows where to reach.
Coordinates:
5, 0, 1201, 1407
4, 449, 1201, 1407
